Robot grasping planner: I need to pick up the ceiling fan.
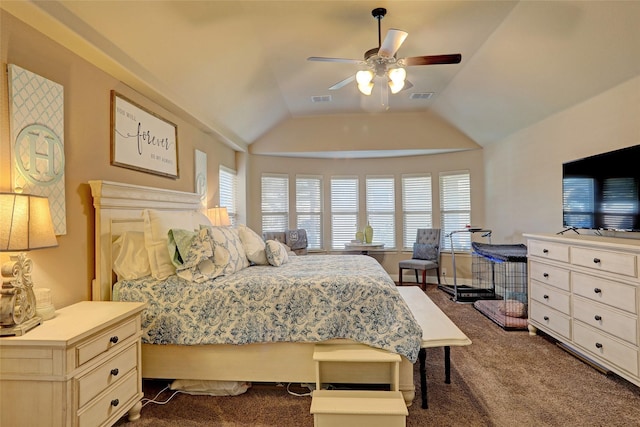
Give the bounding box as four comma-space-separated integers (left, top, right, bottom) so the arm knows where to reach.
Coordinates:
308, 7, 461, 95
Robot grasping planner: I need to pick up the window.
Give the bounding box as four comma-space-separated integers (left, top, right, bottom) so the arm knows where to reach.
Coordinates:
296, 175, 323, 249
219, 166, 237, 226
331, 177, 358, 250
261, 174, 289, 232
366, 176, 395, 248
402, 174, 432, 249
440, 171, 471, 251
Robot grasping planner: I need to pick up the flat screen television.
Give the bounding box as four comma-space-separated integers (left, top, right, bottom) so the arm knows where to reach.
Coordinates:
562, 145, 640, 232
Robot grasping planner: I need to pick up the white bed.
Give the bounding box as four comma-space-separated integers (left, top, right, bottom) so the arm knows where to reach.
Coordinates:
89, 180, 420, 404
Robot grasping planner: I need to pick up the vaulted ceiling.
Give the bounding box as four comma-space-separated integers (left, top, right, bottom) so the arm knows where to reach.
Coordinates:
8, 1, 640, 158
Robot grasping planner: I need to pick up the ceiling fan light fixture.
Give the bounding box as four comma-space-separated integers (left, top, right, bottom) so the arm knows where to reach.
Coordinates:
356, 70, 374, 95
388, 67, 406, 94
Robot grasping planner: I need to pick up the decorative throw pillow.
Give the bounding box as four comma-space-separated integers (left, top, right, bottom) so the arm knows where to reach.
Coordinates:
203, 226, 249, 275
237, 224, 268, 265
175, 228, 218, 283
112, 231, 151, 280
142, 209, 213, 280
167, 229, 198, 267
265, 240, 289, 267
412, 242, 438, 261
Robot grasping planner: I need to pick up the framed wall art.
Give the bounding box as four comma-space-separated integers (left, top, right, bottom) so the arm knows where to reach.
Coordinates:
111, 91, 179, 178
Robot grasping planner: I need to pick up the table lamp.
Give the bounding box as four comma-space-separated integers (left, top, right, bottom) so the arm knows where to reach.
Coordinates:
207, 206, 230, 227
0, 193, 58, 336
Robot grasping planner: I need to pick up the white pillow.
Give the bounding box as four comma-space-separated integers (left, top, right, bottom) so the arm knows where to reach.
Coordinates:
142, 209, 212, 280
112, 231, 151, 280
265, 240, 289, 267
203, 226, 249, 275
237, 224, 268, 265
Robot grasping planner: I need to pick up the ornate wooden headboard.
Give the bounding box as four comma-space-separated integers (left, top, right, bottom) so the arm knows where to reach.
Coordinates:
89, 180, 203, 301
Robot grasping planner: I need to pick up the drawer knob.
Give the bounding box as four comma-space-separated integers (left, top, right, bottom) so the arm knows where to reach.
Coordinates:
595, 343, 603, 349
543, 316, 549, 321
593, 258, 601, 264
594, 315, 602, 321
111, 399, 120, 407
594, 288, 602, 294
543, 249, 549, 254
110, 368, 119, 376
543, 273, 549, 278
543, 294, 549, 299
109, 336, 119, 344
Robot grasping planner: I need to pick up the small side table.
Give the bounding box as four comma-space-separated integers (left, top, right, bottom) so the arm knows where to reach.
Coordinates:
344, 242, 385, 255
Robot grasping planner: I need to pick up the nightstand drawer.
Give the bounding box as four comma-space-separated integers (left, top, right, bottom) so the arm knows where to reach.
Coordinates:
78, 368, 138, 427
572, 272, 637, 314
529, 240, 569, 263
76, 318, 137, 367
77, 343, 138, 407
530, 282, 570, 315
529, 262, 570, 291
571, 247, 637, 278
573, 322, 638, 376
573, 297, 637, 345
530, 300, 571, 340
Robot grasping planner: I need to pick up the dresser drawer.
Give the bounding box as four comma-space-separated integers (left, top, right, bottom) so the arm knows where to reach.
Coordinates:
572, 272, 637, 314
529, 240, 569, 263
571, 247, 637, 278
573, 297, 637, 345
78, 368, 138, 427
76, 318, 138, 367
77, 343, 138, 407
529, 262, 570, 292
573, 322, 638, 377
530, 300, 571, 340
530, 282, 570, 315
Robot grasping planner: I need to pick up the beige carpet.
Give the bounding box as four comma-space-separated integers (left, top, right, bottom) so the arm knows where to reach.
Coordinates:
115, 284, 640, 426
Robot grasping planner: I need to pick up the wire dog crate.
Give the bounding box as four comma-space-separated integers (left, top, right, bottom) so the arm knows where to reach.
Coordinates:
471, 242, 529, 330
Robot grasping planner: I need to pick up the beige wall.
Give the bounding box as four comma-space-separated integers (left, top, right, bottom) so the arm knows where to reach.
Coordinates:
0, 11, 235, 308
484, 75, 640, 244
247, 149, 485, 280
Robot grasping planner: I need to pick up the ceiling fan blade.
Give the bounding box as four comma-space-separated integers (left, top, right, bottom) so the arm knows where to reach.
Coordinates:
402, 80, 414, 91
378, 29, 408, 58
404, 54, 462, 66
307, 56, 363, 64
329, 75, 355, 90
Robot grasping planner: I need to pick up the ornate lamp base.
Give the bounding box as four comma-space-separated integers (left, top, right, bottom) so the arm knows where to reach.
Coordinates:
0, 315, 42, 336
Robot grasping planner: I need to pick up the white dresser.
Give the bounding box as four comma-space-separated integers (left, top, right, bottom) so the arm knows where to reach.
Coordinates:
525, 233, 640, 387
0, 301, 147, 427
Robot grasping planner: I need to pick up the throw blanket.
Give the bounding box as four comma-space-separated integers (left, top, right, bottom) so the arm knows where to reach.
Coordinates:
115, 255, 422, 362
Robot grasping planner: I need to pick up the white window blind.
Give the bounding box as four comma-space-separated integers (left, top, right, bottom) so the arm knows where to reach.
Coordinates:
331, 177, 358, 250
440, 171, 471, 251
402, 174, 432, 249
296, 175, 322, 249
219, 166, 237, 226
261, 174, 289, 232
366, 176, 395, 248
562, 177, 595, 229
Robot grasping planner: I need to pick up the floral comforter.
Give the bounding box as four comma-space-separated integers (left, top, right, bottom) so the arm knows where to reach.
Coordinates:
114, 255, 422, 362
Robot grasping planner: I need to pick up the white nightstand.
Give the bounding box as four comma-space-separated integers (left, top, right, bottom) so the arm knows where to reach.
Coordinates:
0, 301, 147, 427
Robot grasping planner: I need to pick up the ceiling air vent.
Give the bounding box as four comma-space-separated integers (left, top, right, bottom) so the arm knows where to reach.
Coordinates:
311, 95, 332, 103
409, 92, 434, 100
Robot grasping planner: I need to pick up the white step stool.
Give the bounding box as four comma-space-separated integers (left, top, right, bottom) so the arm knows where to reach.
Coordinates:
311, 390, 408, 427
311, 344, 407, 427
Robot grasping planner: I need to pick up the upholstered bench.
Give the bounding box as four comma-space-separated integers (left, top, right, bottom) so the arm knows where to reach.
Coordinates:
397, 286, 471, 408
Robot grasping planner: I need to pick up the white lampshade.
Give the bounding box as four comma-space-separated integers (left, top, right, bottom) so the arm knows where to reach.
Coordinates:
207, 206, 230, 226
0, 193, 58, 252
388, 67, 406, 94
